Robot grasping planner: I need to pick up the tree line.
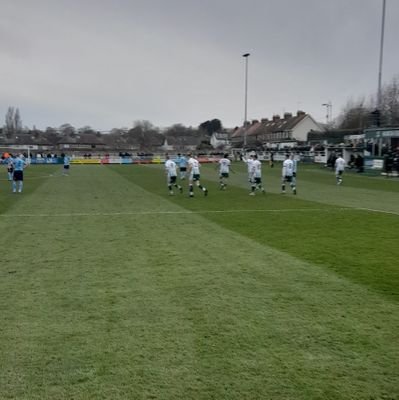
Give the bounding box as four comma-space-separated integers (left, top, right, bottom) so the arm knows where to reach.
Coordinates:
3, 75, 399, 141
1, 112, 224, 150
335, 76, 399, 130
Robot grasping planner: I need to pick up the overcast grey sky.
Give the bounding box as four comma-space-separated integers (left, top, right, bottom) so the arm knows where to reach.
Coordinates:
1, 0, 398, 130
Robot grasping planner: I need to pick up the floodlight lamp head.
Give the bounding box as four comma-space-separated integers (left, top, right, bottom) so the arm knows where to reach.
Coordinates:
242, 53, 250, 57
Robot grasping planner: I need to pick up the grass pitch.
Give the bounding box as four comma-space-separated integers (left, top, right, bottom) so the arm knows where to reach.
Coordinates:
0, 162, 398, 399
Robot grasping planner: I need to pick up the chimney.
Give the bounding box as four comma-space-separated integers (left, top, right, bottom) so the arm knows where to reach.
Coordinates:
272, 114, 280, 122
296, 110, 306, 117
284, 112, 293, 120
261, 118, 269, 123
251, 119, 259, 125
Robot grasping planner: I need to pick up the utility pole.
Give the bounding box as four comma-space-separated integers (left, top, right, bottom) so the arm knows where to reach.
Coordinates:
322, 102, 332, 125
377, 0, 386, 111
242, 53, 250, 147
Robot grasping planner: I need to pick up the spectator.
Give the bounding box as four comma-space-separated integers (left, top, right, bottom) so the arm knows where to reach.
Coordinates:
355, 154, 364, 173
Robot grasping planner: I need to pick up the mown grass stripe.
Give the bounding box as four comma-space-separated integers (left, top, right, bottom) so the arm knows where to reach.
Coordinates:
1, 164, 398, 399
0, 207, 356, 218
357, 207, 399, 216
2, 206, 398, 218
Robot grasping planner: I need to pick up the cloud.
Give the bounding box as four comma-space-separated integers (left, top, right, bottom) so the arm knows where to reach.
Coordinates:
1, 0, 398, 129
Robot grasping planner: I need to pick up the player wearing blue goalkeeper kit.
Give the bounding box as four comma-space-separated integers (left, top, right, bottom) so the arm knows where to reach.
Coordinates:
63, 154, 71, 175
12, 154, 27, 193
175, 153, 188, 180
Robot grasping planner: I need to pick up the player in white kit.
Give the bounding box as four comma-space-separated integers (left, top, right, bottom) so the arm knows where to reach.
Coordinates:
249, 155, 265, 195
335, 154, 346, 185
165, 155, 183, 195
187, 154, 208, 198
243, 153, 255, 183
218, 153, 232, 190
281, 154, 297, 195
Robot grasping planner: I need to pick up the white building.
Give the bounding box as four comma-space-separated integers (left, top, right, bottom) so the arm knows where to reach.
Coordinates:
232, 111, 324, 147
210, 132, 231, 149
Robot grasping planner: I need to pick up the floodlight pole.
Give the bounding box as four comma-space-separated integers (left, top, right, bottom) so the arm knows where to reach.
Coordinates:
377, 0, 386, 111
242, 53, 250, 147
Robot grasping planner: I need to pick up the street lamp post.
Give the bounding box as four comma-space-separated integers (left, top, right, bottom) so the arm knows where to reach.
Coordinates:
242, 53, 250, 147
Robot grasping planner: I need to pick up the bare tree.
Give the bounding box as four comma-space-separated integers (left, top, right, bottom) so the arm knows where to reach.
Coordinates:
336, 97, 372, 129
126, 120, 161, 150
5, 107, 14, 137
110, 128, 128, 136
133, 120, 155, 132
44, 127, 60, 145
78, 126, 96, 135
164, 124, 196, 138
4, 106, 23, 137
379, 76, 399, 126
199, 118, 223, 136
14, 108, 23, 133
338, 75, 399, 129
59, 123, 76, 137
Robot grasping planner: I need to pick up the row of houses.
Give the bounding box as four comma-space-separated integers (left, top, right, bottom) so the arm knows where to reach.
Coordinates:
1, 111, 323, 155
0, 133, 210, 156
0, 133, 105, 155
231, 111, 323, 148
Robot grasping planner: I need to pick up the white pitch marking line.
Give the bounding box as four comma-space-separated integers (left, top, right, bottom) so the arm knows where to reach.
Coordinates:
0, 174, 60, 181
356, 207, 399, 216
0, 207, 377, 218
0, 208, 397, 218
